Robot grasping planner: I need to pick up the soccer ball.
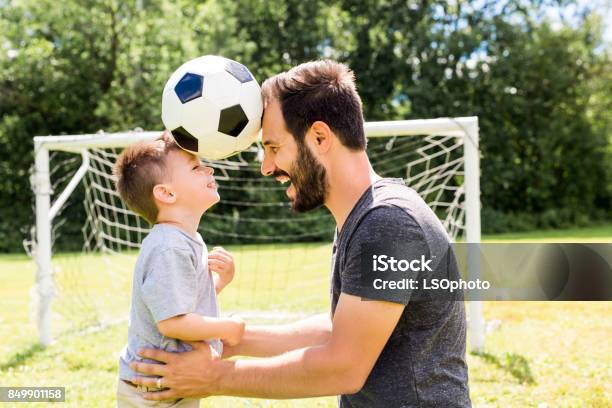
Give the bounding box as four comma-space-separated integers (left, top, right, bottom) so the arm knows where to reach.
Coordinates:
161, 55, 263, 160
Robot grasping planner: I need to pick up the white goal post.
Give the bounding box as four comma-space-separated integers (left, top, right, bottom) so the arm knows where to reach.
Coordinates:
31, 117, 484, 351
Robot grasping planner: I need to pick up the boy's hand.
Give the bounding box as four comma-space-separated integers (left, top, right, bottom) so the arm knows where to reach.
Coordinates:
222, 316, 245, 347
208, 246, 235, 292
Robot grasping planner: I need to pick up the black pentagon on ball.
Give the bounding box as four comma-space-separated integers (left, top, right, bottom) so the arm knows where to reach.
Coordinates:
224, 60, 253, 83
175, 72, 204, 104
171, 126, 199, 152
218, 105, 249, 137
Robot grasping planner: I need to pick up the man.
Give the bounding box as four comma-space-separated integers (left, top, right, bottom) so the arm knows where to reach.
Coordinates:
131, 60, 472, 407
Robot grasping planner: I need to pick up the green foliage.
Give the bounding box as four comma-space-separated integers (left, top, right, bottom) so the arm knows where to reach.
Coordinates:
477, 15, 611, 222
0, 0, 610, 252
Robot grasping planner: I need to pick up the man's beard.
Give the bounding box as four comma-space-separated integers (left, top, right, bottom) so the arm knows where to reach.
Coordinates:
276, 141, 329, 212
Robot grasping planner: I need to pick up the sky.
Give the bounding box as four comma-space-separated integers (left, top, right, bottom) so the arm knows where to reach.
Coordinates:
603, 6, 612, 44
549, 0, 612, 45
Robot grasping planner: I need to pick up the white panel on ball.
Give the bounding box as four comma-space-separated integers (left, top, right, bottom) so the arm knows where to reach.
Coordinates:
203, 72, 241, 109
160, 90, 184, 131
239, 80, 264, 120
181, 97, 220, 140
189, 55, 229, 75
206, 132, 241, 159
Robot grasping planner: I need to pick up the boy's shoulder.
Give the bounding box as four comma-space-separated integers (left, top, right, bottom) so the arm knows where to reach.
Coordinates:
138, 224, 204, 265
142, 224, 204, 249
142, 224, 192, 248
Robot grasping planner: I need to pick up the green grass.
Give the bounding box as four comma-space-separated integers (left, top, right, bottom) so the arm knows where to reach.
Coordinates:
483, 223, 612, 242
1, 225, 611, 407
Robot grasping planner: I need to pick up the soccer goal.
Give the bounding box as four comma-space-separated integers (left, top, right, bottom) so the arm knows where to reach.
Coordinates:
28, 117, 484, 351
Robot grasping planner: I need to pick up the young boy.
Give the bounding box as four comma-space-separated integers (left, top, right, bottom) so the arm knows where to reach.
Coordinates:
113, 132, 244, 407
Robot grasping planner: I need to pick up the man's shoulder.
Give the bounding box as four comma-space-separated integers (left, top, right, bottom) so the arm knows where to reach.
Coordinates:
370, 178, 431, 214
348, 178, 425, 236
344, 178, 451, 252
356, 204, 421, 235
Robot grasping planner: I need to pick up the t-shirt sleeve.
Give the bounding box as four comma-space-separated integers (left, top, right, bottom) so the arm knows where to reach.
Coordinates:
141, 247, 198, 323
341, 205, 430, 305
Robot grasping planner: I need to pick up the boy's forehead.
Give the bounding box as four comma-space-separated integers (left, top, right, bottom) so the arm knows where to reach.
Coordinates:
169, 148, 199, 164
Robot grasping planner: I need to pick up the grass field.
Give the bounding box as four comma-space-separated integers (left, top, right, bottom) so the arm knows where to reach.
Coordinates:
0, 225, 611, 407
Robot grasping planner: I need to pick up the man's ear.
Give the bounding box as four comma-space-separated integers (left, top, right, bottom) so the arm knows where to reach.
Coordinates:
152, 184, 176, 204
307, 121, 333, 154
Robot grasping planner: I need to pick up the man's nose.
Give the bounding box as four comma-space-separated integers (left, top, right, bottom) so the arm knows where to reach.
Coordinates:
260, 154, 275, 177
206, 166, 214, 176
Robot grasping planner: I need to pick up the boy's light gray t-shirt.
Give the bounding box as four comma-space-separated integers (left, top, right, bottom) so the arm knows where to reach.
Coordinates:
119, 224, 222, 380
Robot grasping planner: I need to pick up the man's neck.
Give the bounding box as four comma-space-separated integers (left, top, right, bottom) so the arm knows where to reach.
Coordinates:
324, 152, 381, 232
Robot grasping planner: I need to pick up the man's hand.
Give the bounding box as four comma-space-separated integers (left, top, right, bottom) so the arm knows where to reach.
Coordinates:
221, 316, 245, 347
209, 246, 235, 293
129, 341, 221, 400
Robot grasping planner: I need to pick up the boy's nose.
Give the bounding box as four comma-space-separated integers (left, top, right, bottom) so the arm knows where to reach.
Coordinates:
206, 166, 214, 176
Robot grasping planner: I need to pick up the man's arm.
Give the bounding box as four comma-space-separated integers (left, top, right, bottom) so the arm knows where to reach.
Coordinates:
158, 313, 244, 346
130, 293, 404, 399
223, 313, 332, 358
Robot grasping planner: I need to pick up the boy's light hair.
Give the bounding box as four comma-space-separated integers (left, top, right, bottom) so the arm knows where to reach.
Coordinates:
113, 132, 182, 224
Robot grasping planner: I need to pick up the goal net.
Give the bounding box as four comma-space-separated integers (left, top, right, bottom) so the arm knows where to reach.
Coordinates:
27, 118, 483, 350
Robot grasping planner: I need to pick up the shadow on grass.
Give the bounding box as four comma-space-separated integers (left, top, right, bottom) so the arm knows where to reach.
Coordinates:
0, 343, 46, 371
472, 351, 536, 385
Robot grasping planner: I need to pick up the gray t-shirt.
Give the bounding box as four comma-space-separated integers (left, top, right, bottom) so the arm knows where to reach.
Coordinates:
331, 178, 471, 408
119, 224, 222, 380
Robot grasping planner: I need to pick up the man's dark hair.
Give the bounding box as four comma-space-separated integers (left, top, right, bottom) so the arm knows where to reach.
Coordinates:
261, 60, 366, 150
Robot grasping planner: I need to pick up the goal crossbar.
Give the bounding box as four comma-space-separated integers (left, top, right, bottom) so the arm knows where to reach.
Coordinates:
34, 117, 477, 152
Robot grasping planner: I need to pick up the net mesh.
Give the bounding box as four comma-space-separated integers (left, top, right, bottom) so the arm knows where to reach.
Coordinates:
27, 130, 467, 334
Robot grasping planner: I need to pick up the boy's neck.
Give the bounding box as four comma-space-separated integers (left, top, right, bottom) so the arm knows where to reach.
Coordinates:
156, 211, 201, 239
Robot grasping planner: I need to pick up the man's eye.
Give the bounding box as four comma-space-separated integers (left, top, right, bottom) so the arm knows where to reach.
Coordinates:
264, 144, 279, 153
193, 165, 201, 170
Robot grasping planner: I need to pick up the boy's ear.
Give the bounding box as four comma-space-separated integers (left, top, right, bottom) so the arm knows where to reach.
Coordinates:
153, 184, 176, 204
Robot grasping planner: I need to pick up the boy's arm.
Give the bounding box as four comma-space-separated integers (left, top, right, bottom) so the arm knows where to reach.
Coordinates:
158, 313, 245, 345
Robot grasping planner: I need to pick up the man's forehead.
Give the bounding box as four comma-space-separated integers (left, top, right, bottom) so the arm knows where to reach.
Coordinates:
262, 98, 286, 143
261, 116, 282, 145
